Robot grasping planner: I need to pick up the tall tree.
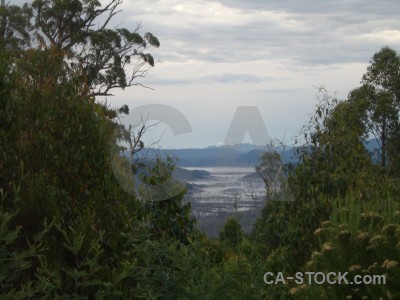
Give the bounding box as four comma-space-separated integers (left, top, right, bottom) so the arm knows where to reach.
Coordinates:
363, 47, 400, 104
0, 2, 201, 297
349, 47, 400, 169
0, 0, 160, 97
251, 88, 373, 273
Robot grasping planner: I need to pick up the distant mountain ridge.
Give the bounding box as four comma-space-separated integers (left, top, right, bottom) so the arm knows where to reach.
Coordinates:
124, 143, 298, 167
123, 139, 382, 168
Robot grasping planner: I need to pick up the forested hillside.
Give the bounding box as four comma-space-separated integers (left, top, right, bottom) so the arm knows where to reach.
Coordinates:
1, 1, 400, 299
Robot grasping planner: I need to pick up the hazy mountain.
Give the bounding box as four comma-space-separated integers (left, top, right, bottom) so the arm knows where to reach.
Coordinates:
123, 143, 297, 167
122, 139, 381, 168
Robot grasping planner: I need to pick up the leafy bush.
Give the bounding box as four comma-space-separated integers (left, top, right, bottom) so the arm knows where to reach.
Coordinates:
293, 193, 400, 299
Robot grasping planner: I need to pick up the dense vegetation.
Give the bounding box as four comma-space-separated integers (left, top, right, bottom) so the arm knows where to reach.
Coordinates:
1, 1, 399, 298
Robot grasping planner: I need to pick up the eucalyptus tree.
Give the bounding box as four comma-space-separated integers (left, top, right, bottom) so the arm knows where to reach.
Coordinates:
0, 0, 160, 97
349, 47, 400, 170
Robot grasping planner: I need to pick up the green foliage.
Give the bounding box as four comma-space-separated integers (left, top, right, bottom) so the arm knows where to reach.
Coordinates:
294, 193, 400, 299
1, 0, 160, 97
250, 48, 399, 273
255, 150, 284, 200
0, 3, 32, 50
294, 87, 373, 199
251, 89, 361, 273
0, 2, 201, 297
2, 3, 400, 296
210, 254, 264, 300
126, 238, 205, 299
219, 216, 244, 248
252, 48, 400, 298
251, 194, 331, 275
349, 47, 400, 170
193, 235, 266, 299
0, 207, 41, 298
0, 180, 47, 298
363, 47, 400, 100
1, 47, 127, 239
138, 157, 196, 242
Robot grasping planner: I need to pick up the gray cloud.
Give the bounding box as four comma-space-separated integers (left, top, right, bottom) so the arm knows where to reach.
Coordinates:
7, 0, 399, 147
118, 1, 400, 148
149, 72, 287, 85
121, 0, 400, 67
10, 0, 399, 67
211, 73, 279, 83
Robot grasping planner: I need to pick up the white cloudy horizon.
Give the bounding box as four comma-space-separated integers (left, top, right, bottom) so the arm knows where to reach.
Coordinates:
11, 0, 400, 149
107, 0, 400, 149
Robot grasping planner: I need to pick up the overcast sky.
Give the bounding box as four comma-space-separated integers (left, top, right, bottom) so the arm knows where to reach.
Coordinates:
112, 0, 400, 149
17, 0, 400, 148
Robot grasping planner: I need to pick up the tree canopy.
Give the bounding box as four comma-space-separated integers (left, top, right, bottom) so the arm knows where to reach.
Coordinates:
0, 0, 160, 97
1, 2, 400, 296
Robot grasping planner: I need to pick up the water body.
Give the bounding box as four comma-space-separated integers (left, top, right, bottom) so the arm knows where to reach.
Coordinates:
182, 167, 267, 236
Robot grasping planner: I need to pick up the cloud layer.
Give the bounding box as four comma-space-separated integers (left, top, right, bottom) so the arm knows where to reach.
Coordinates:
13, 0, 400, 148
110, 0, 400, 148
